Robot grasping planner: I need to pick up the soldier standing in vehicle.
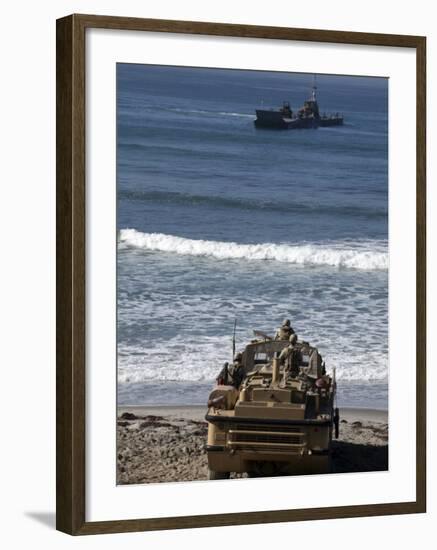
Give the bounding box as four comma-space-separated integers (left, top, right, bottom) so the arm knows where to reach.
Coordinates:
216, 352, 244, 388
228, 352, 245, 388
275, 319, 295, 340
279, 334, 301, 376
216, 362, 229, 385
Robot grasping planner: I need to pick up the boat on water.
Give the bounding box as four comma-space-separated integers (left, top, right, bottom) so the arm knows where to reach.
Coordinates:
254, 78, 344, 130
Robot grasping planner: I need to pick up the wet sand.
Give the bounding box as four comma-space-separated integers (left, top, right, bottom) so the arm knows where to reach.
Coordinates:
117, 406, 388, 484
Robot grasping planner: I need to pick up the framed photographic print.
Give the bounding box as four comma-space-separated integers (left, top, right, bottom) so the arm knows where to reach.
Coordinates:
56, 14, 426, 535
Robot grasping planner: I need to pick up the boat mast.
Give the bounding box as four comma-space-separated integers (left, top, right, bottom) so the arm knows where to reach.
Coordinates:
311, 74, 317, 101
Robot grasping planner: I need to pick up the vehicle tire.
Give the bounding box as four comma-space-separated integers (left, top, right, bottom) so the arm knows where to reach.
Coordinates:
334, 407, 340, 439
208, 469, 230, 480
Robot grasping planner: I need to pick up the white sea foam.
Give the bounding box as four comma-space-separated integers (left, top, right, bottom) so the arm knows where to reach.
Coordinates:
168, 107, 254, 119
119, 229, 388, 271
117, 337, 388, 385
217, 111, 255, 118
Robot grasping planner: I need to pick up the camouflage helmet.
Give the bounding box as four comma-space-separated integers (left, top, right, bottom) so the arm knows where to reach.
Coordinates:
282, 319, 291, 327
289, 333, 297, 344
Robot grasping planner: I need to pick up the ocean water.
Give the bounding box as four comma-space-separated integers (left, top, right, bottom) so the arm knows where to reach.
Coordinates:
116, 64, 388, 410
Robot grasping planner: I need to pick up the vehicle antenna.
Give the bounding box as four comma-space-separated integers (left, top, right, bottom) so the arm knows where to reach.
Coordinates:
232, 319, 237, 360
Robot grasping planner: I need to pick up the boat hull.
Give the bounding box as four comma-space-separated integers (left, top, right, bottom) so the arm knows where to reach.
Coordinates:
254, 109, 343, 130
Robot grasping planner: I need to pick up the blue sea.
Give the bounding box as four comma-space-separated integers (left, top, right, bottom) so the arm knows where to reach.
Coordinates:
116, 64, 388, 410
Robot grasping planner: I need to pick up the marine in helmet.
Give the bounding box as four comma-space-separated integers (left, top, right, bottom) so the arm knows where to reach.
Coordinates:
228, 352, 245, 388
275, 319, 295, 340
216, 352, 245, 388
216, 362, 229, 386
279, 334, 301, 376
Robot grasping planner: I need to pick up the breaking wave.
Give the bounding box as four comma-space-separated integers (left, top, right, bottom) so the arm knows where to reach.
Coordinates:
117, 338, 388, 385
119, 229, 388, 271
117, 333, 388, 405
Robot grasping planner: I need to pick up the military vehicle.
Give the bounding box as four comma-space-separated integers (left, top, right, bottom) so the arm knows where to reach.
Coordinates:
205, 331, 339, 479
254, 78, 344, 130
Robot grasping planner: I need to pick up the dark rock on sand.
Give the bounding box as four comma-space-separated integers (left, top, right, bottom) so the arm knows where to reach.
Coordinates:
120, 412, 138, 420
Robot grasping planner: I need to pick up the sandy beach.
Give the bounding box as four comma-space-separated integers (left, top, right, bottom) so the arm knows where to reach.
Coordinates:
117, 406, 388, 484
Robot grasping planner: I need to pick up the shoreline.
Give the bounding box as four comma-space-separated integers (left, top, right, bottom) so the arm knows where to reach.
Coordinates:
117, 405, 388, 485
117, 404, 388, 423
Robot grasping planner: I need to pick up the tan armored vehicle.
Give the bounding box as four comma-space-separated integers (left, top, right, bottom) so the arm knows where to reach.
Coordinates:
206, 332, 339, 479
